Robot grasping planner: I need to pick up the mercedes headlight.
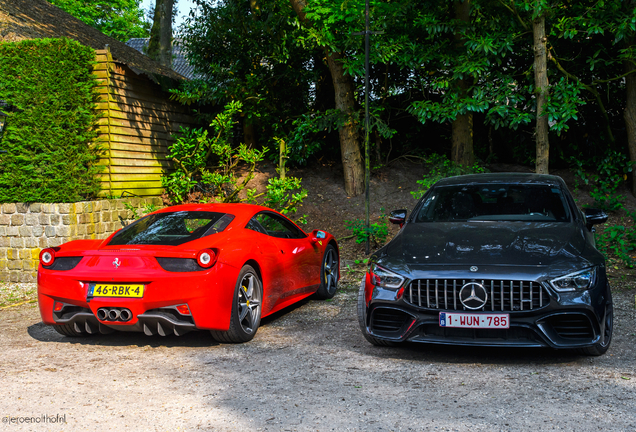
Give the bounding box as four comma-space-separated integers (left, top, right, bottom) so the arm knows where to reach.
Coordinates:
369, 264, 405, 289
550, 267, 597, 292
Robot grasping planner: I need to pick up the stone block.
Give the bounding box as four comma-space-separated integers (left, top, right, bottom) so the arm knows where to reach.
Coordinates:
62, 215, 73, 225
50, 214, 60, 225
57, 203, 71, 214
31, 249, 41, 260
0, 271, 8, 282
7, 226, 18, 237
10, 238, 24, 248
86, 225, 95, 235
25, 214, 39, 226
9, 271, 19, 282
101, 200, 110, 211
77, 224, 86, 236
0, 260, 6, 271
29, 203, 42, 212
25, 237, 39, 248
45, 226, 56, 237
2, 203, 16, 214
10, 214, 25, 226
74, 202, 84, 214
0, 248, 6, 259
101, 212, 111, 222
39, 238, 49, 248
42, 203, 53, 214
22, 272, 36, 283
22, 260, 34, 270
94, 201, 102, 212
16, 203, 29, 213
19, 249, 31, 260
8, 260, 22, 270
32, 225, 43, 237
0, 227, 5, 237
0, 214, 9, 225
39, 214, 50, 225
57, 226, 70, 237
48, 238, 62, 247
0, 237, 8, 247
18, 226, 32, 237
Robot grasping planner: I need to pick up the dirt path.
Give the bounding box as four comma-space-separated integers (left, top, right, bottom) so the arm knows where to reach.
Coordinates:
1, 283, 635, 431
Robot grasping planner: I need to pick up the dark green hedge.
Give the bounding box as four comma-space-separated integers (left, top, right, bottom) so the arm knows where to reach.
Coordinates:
0, 38, 102, 203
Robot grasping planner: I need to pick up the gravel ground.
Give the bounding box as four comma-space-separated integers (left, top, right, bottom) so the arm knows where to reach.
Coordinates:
1, 281, 635, 432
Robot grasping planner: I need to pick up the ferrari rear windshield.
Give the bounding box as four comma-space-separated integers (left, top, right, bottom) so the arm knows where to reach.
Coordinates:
108, 211, 235, 246
415, 184, 571, 223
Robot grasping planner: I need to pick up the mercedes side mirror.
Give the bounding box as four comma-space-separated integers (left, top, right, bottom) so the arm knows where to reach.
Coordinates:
584, 208, 608, 231
389, 209, 407, 228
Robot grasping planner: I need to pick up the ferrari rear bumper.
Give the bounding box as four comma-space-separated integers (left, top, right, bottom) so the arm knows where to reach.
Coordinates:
37, 260, 240, 333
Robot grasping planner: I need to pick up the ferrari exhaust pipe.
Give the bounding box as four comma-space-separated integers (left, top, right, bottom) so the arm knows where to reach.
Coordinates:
107, 309, 121, 321
97, 308, 108, 321
119, 309, 132, 322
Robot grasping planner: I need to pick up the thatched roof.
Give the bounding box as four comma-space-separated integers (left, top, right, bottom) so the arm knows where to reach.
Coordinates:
0, 0, 184, 82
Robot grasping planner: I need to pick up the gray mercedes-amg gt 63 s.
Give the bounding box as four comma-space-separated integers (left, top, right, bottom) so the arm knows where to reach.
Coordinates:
358, 173, 612, 355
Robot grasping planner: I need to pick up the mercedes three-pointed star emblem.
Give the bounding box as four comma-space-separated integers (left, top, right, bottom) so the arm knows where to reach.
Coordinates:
459, 282, 488, 310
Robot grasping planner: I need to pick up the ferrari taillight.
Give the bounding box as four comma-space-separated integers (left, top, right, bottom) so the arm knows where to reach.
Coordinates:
40, 248, 56, 266
196, 249, 217, 268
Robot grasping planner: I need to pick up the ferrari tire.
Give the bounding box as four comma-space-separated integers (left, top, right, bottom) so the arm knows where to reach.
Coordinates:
52, 323, 90, 337
579, 300, 613, 356
357, 278, 395, 347
314, 244, 338, 300
211, 265, 262, 343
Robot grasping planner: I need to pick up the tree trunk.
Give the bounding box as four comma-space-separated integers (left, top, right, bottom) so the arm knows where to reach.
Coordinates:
451, 0, 474, 167
327, 52, 365, 196
533, 11, 549, 174
147, 0, 173, 68
289, 0, 364, 196
625, 62, 636, 196
243, 120, 256, 148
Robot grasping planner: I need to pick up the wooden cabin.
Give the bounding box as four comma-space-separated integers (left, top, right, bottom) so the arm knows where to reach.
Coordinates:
0, 0, 199, 197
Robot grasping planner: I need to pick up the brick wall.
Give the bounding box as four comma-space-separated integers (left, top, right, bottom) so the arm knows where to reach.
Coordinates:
0, 198, 163, 283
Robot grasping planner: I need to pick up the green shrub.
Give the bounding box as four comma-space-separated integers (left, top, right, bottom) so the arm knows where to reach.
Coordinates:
345, 211, 390, 247
571, 150, 634, 212
411, 153, 488, 200
596, 211, 636, 269
163, 101, 307, 221
0, 38, 101, 203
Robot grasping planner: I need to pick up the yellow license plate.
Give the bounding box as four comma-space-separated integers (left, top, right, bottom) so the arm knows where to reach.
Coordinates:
89, 284, 144, 298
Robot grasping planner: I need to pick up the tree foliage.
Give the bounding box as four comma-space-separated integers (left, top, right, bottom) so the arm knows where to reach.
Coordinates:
175, 0, 636, 192
47, 0, 150, 42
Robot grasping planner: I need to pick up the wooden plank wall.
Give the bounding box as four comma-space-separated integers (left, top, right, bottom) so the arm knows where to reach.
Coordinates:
94, 48, 198, 197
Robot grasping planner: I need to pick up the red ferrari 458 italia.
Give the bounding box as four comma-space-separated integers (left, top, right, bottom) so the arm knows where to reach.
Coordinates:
37, 203, 339, 343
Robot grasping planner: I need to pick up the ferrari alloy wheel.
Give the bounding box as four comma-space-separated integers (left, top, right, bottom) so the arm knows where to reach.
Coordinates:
357, 279, 395, 346
211, 265, 262, 343
52, 322, 91, 337
315, 244, 338, 299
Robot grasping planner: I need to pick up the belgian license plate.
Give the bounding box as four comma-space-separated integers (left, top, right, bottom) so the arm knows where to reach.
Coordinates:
89, 283, 144, 298
439, 312, 509, 329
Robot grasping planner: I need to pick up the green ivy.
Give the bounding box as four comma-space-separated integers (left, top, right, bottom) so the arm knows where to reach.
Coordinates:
0, 38, 101, 203
595, 211, 636, 269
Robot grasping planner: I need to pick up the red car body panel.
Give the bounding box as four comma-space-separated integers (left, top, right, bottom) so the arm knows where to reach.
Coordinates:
37, 203, 339, 334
